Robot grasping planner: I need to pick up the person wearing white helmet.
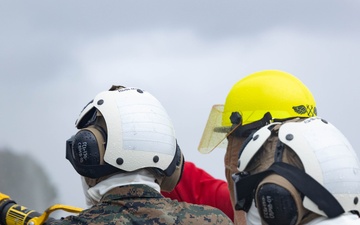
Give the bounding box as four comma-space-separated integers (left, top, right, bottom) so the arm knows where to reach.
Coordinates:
233, 117, 360, 224
0, 85, 234, 225
61, 85, 233, 225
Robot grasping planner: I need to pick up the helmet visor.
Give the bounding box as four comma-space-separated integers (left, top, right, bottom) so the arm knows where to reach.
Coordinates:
198, 104, 240, 154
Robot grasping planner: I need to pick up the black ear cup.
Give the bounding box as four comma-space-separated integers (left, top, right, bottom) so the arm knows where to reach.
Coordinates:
66, 126, 120, 178
256, 183, 298, 225
255, 174, 304, 225
71, 126, 106, 166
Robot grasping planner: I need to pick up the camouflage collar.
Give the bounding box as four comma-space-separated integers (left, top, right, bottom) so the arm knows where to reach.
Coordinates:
101, 184, 163, 201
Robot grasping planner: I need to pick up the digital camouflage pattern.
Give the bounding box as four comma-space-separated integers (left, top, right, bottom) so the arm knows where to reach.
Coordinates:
50, 184, 233, 225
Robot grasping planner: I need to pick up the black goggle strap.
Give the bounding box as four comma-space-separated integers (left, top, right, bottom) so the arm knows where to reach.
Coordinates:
233, 162, 344, 217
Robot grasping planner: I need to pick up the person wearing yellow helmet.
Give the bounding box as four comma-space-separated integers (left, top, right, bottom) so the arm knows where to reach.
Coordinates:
164, 70, 318, 224
195, 70, 317, 224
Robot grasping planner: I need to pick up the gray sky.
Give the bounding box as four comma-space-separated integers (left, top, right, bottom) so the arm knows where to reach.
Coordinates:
1, 0, 360, 212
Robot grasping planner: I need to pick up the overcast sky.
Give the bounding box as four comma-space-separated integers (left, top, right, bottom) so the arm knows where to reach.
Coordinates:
1, 0, 360, 212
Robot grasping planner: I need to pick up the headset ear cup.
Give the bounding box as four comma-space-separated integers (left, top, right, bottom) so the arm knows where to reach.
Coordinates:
255, 174, 305, 225
72, 125, 106, 166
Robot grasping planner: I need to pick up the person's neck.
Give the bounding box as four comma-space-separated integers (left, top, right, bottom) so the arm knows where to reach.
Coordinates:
84, 169, 160, 206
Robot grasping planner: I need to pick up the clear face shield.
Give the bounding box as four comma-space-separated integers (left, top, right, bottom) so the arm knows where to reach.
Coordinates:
198, 105, 241, 154
198, 103, 273, 154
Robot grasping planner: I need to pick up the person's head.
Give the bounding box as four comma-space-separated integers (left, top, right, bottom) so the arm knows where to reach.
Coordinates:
198, 70, 317, 154
66, 85, 184, 193
233, 117, 360, 225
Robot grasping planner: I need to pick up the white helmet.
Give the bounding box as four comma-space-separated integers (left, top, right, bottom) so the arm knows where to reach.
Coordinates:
66, 86, 183, 191
234, 117, 360, 223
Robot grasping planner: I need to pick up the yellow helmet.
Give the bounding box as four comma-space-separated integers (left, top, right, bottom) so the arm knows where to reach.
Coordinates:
223, 70, 317, 127
198, 70, 317, 153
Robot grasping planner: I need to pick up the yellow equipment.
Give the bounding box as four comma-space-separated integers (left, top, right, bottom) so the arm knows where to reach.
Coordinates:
0, 192, 82, 225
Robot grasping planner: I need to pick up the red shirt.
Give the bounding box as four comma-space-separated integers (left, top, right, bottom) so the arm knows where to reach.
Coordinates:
161, 161, 234, 221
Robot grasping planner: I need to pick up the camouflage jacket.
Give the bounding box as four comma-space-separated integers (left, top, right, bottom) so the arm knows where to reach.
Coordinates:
51, 184, 233, 225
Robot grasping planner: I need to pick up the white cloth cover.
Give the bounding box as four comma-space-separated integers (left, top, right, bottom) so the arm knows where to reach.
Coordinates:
81, 169, 160, 207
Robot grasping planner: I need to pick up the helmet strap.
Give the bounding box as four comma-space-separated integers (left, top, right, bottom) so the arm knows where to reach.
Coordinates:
233, 162, 345, 218
231, 112, 272, 137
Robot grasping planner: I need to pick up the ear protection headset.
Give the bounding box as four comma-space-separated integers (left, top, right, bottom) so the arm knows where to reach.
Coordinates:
255, 173, 304, 225
66, 124, 120, 179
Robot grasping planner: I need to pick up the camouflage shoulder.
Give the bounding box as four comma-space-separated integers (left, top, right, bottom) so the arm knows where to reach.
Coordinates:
177, 203, 234, 225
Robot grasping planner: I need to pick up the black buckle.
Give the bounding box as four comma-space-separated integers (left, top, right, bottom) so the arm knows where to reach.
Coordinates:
232, 171, 253, 212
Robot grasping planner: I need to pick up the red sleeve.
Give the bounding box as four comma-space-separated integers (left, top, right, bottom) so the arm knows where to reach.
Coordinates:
161, 161, 234, 221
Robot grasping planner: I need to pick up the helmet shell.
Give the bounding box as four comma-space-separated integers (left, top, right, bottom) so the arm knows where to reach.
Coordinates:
238, 117, 360, 216
223, 70, 317, 126
279, 118, 360, 216
76, 87, 177, 172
